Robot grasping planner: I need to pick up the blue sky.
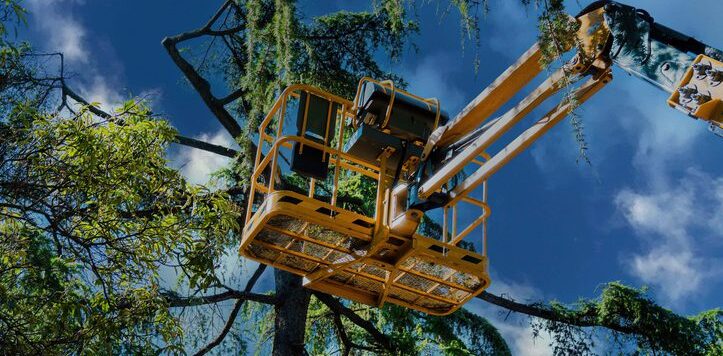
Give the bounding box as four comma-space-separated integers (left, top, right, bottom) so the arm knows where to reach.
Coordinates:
23, 0, 722, 353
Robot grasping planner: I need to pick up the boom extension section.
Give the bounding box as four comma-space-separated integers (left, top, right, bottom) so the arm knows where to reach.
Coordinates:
239, 1, 721, 315
414, 0, 722, 206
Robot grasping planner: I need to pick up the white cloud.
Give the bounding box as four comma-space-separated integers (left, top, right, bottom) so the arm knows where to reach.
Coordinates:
27, 0, 88, 63
496, 322, 551, 356
628, 98, 703, 187
466, 277, 554, 355
487, 280, 554, 355
79, 75, 125, 111
615, 169, 723, 303
172, 129, 238, 186
26, 0, 164, 115
614, 183, 693, 242
405, 54, 466, 114
509, 10, 718, 306
486, 277, 539, 301
53, 19, 86, 62
629, 249, 702, 302
27, 0, 143, 114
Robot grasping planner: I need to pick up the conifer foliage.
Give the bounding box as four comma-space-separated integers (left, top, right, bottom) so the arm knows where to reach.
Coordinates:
0, 1, 720, 355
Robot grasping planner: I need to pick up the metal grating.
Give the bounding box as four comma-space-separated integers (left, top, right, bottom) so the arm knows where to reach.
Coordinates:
240, 191, 490, 315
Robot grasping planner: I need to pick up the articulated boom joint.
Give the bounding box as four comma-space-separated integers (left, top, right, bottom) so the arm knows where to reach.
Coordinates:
238, 1, 720, 316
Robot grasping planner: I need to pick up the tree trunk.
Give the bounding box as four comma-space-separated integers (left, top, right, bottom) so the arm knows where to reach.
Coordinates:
272, 269, 311, 356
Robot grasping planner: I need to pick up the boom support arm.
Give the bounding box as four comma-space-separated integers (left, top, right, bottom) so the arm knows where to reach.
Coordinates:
603, 1, 722, 92
602, 2, 723, 134
238, 0, 720, 316
413, 1, 722, 204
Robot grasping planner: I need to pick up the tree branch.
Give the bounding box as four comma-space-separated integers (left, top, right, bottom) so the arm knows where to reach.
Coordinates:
204, 0, 235, 30
164, 0, 238, 43
332, 310, 352, 356
62, 82, 237, 158
62, 84, 111, 119
476, 291, 635, 334
174, 135, 238, 158
190, 264, 269, 355
161, 0, 246, 139
243, 264, 268, 295
314, 292, 393, 353
193, 298, 243, 356
217, 87, 245, 106
162, 35, 242, 138
165, 288, 274, 307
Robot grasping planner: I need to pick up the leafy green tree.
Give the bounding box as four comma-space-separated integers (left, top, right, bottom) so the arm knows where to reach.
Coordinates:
0, 1, 720, 355
0, 99, 246, 353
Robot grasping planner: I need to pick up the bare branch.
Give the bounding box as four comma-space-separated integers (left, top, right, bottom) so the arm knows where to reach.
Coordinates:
244, 264, 268, 293
62, 84, 111, 119
192, 298, 244, 356
174, 135, 238, 158
161, 35, 242, 138
207, 25, 245, 37
161, 0, 246, 139
204, 0, 235, 31
164, 0, 239, 43
217, 87, 245, 106
332, 310, 352, 356
189, 264, 269, 355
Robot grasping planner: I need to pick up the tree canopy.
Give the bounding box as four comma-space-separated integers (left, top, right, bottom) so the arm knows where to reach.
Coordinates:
0, 0, 721, 355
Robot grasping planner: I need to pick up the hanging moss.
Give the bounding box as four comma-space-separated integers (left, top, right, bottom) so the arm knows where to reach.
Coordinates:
202, 2, 721, 354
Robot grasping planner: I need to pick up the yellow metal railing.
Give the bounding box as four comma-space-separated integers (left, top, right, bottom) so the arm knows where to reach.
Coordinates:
241, 80, 493, 315
351, 77, 443, 132
246, 81, 490, 254
246, 84, 383, 225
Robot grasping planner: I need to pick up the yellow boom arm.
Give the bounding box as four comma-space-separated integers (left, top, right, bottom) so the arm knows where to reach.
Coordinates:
413, 1, 722, 206
238, 1, 721, 316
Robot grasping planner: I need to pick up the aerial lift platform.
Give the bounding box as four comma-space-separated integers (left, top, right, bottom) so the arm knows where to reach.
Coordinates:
240, 1, 722, 315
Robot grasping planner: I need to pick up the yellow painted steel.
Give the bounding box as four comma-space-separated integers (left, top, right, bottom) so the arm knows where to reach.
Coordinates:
240, 59, 606, 314
434, 44, 544, 148
668, 55, 723, 128
417, 8, 612, 199
240, 82, 491, 315
450, 71, 613, 203
237, 5, 699, 316
417, 66, 576, 199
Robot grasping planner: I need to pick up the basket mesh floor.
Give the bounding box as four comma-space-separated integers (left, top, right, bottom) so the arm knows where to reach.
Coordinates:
241, 195, 489, 315
245, 214, 369, 274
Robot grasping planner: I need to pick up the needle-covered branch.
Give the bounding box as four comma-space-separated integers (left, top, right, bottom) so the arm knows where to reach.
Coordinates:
477, 291, 633, 332
174, 136, 238, 158
164, 289, 275, 308
314, 292, 394, 353
477, 283, 721, 355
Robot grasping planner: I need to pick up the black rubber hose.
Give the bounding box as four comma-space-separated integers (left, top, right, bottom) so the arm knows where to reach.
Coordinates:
391, 141, 407, 187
